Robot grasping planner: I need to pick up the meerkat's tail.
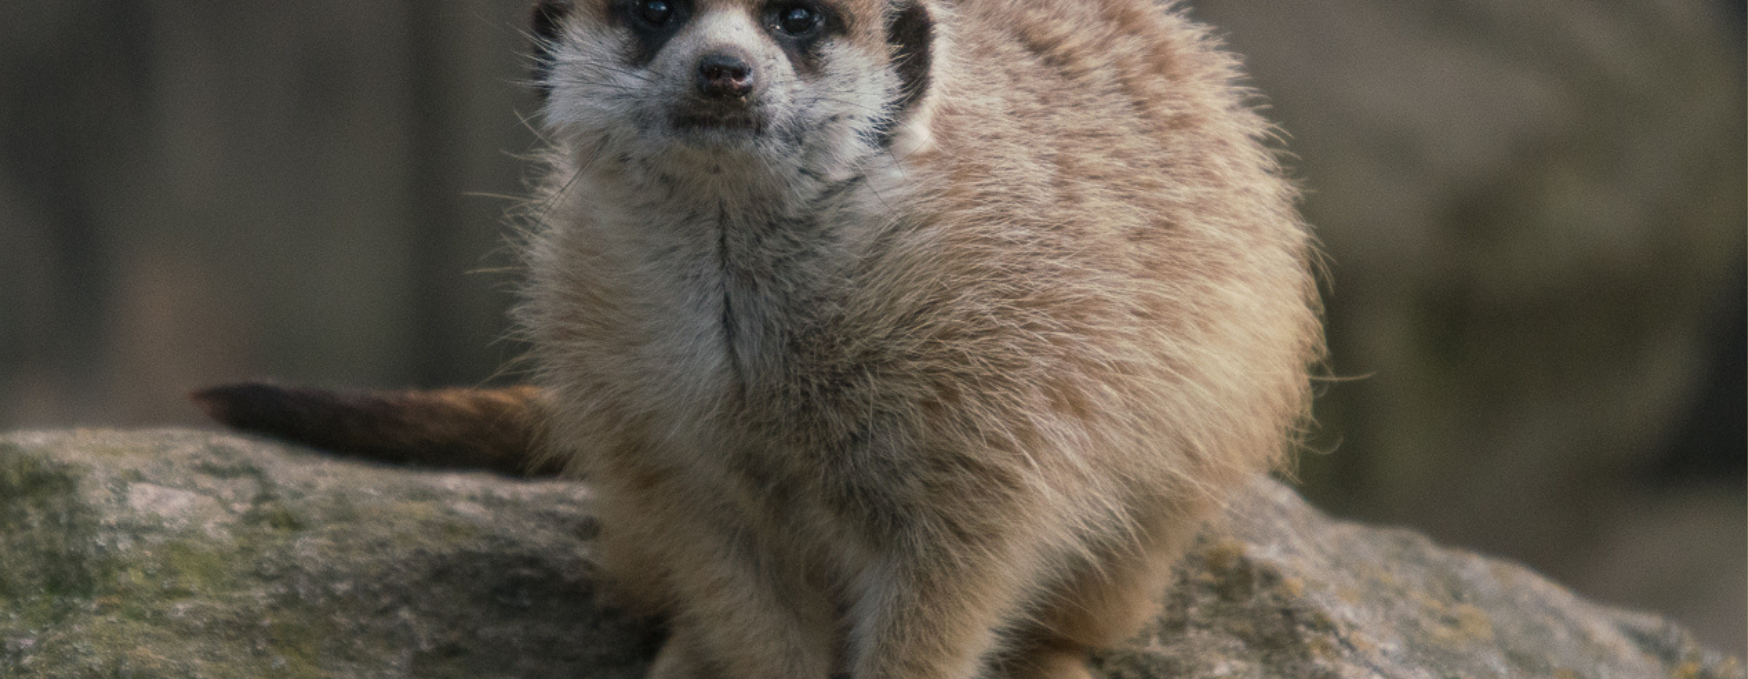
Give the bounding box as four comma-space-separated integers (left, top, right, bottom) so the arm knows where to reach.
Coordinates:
190, 383, 562, 477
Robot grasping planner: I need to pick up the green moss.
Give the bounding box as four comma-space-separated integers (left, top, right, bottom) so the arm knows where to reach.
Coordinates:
262, 616, 333, 677
0, 450, 102, 619
0, 441, 349, 676
89, 444, 139, 459
243, 505, 306, 533
156, 541, 234, 593
437, 520, 480, 542
16, 607, 337, 679
192, 459, 264, 481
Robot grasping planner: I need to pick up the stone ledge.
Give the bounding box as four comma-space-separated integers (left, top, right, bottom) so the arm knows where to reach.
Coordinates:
1, 429, 1739, 679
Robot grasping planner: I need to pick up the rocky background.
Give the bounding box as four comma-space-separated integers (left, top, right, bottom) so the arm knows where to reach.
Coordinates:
1, 0, 1743, 658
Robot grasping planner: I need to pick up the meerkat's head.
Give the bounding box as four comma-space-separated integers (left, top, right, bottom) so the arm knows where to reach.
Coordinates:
530, 0, 934, 181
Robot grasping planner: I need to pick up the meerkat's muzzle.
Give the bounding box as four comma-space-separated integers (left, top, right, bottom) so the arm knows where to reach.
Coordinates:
696, 51, 755, 100
672, 50, 765, 134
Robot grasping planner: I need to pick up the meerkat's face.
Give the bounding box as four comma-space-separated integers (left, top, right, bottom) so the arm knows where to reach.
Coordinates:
530, 0, 932, 175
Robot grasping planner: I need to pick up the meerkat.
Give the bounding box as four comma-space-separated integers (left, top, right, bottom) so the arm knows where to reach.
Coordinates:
197, 1, 1323, 677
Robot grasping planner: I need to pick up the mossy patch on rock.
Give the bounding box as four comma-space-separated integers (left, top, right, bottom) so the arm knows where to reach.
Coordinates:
0, 430, 657, 679
0, 449, 104, 629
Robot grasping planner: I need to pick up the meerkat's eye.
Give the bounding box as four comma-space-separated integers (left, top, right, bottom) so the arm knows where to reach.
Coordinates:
635, 0, 675, 27
775, 5, 821, 35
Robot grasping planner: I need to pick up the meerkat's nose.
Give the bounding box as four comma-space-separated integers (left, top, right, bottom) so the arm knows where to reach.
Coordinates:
696, 53, 755, 99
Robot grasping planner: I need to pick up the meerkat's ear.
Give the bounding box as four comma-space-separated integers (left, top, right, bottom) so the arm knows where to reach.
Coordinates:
886, 1, 934, 124
191, 383, 562, 477
529, 0, 575, 99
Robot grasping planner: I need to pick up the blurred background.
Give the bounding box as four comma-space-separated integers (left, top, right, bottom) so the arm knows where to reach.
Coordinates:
1, 0, 1742, 657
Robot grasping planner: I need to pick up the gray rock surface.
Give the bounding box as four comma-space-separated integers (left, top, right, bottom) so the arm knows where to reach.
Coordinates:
2, 429, 1740, 679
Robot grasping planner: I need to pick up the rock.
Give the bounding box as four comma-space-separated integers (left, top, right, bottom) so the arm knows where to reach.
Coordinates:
0, 429, 655, 679
1, 430, 1739, 679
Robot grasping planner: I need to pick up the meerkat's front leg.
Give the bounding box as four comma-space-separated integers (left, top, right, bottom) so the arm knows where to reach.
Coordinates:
646, 634, 715, 679
847, 537, 1037, 679
837, 481, 1048, 679
642, 512, 839, 679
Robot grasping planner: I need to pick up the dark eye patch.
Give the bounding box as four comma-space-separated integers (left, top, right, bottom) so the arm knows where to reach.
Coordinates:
871, 2, 932, 145
775, 5, 823, 36
612, 0, 693, 66
635, 0, 676, 27
761, 2, 844, 76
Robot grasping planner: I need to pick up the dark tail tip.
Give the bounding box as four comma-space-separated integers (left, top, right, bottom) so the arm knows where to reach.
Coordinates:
190, 382, 336, 442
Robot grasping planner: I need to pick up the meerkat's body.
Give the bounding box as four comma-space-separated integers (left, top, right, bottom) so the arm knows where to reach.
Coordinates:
518, 1, 1320, 677
198, 1, 1319, 676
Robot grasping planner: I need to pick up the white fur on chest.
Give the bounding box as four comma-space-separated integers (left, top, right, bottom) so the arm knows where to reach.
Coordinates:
568, 192, 740, 437
542, 160, 904, 450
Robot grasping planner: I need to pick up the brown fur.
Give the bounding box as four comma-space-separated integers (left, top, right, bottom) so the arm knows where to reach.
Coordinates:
521, 1, 1322, 677
196, 1, 1321, 676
